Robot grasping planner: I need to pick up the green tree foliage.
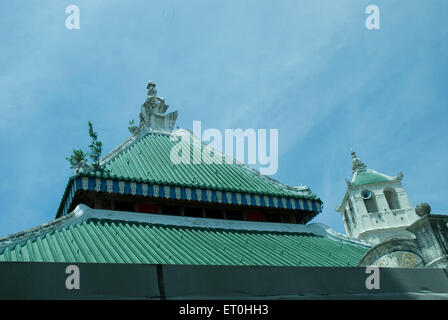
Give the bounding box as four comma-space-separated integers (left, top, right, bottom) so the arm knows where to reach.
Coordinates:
128, 119, 137, 134
66, 149, 87, 170
88, 121, 103, 172
66, 121, 103, 174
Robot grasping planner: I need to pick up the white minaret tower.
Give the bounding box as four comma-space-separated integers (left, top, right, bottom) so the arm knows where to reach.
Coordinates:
336, 150, 420, 245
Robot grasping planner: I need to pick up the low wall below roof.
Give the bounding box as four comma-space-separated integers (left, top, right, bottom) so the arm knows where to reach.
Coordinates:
0, 262, 447, 300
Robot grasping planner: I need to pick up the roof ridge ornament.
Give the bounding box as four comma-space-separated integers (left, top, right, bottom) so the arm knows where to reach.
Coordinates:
350, 148, 367, 173
133, 81, 178, 133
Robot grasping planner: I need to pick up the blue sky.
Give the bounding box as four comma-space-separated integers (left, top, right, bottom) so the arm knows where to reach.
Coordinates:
0, 0, 447, 236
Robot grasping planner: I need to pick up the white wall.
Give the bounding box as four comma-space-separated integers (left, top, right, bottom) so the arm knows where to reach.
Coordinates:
340, 181, 419, 245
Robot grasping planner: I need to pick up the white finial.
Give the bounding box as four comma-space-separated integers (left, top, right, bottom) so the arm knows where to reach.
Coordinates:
136, 81, 178, 132
350, 148, 366, 173
147, 81, 157, 97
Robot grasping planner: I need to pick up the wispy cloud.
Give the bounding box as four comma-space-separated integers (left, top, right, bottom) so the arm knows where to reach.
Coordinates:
0, 0, 447, 236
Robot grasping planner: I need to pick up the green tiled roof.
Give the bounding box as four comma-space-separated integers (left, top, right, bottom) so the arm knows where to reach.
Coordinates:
0, 216, 367, 266
94, 130, 318, 200
352, 170, 391, 186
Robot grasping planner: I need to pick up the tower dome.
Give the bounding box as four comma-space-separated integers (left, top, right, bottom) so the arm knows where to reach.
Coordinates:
336, 150, 419, 245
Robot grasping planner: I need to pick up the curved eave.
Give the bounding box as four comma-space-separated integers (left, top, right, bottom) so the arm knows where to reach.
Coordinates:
351, 169, 397, 186
1, 205, 369, 266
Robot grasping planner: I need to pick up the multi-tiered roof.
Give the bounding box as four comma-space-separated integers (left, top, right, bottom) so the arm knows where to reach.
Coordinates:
0, 82, 369, 265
